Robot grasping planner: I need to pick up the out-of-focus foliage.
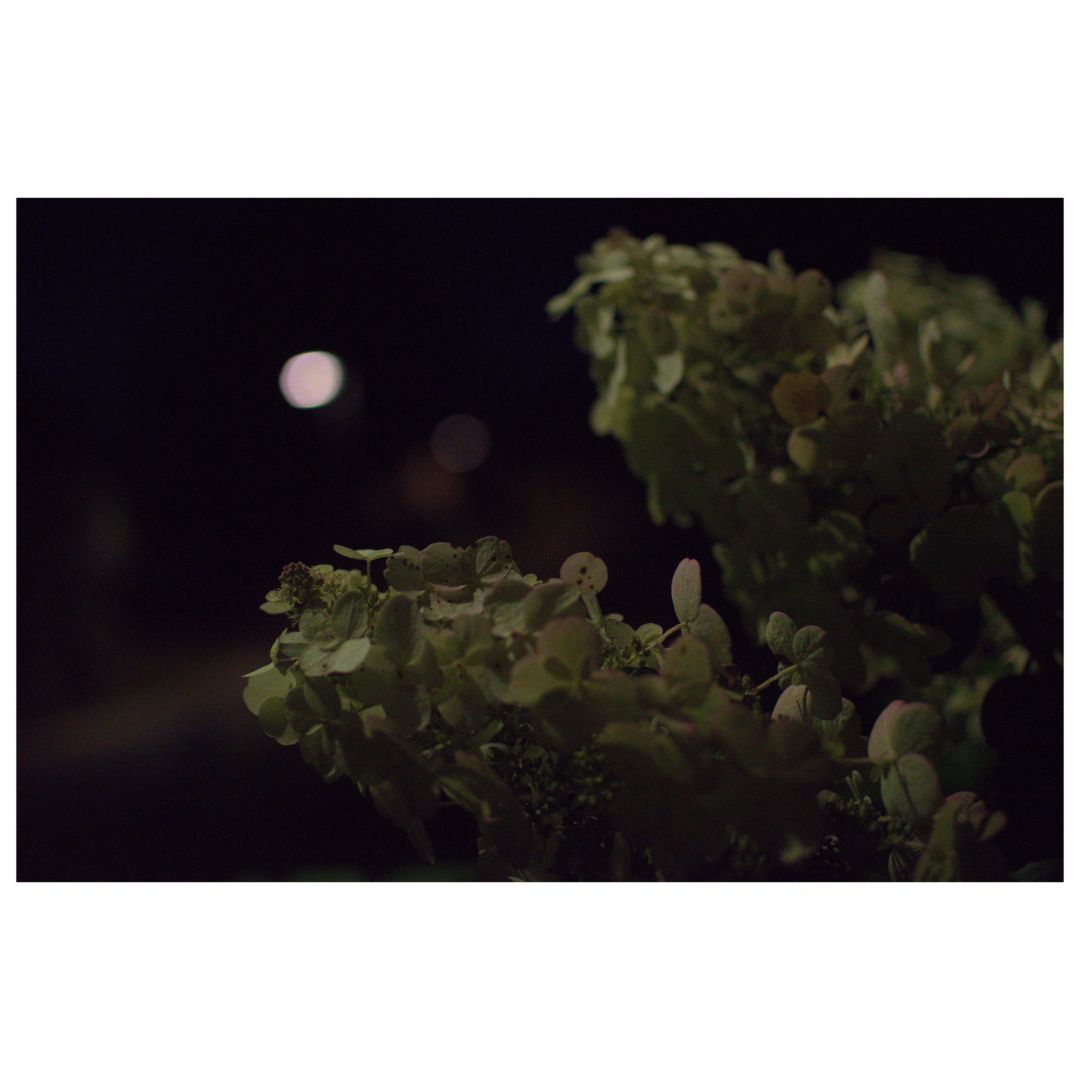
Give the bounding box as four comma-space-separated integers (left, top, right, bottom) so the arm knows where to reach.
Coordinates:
549, 233, 1063, 710
246, 541, 1006, 880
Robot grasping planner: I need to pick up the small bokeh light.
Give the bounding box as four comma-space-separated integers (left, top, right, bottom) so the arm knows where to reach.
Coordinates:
399, 445, 466, 517
279, 351, 344, 409
430, 414, 492, 473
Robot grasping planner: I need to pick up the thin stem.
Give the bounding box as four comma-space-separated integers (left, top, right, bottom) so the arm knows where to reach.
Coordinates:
752, 662, 801, 694
656, 622, 686, 646
583, 592, 603, 626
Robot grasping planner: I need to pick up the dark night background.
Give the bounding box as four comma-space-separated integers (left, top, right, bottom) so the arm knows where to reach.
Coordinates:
16, 198, 1064, 881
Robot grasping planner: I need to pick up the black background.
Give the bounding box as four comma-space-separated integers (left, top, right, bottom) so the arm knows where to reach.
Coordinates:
16, 198, 1063, 880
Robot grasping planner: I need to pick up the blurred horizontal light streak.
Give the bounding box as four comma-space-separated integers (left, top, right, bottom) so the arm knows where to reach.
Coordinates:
279, 351, 344, 409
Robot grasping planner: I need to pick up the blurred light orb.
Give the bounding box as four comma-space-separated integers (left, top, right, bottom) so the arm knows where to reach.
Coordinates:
430, 414, 492, 474
279, 351, 344, 409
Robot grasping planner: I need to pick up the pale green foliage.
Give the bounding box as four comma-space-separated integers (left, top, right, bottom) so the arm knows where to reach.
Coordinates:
551, 232, 1063, 699
246, 539, 1005, 880
670, 557, 702, 624
867, 700, 944, 765
914, 792, 1008, 881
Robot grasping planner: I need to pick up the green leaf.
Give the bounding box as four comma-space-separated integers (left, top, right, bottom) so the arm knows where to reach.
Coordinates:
439, 752, 536, 869
778, 625, 840, 719
384, 547, 425, 592
546, 265, 636, 319
1001, 490, 1034, 536
602, 616, 635, 652
868, 700, 943, 765
484, 577, 532, 634
285, 685, 320, 735
362, 730, 438, 854
862, 270, 903, 363
302, 675, 341, 719
347, 646, 393, 703
720, 263, 767, 313
787, 419, 826, 472
470, 537, 516, 582
522, 581, 581, 630
452, 612, 496, 663
338, 713, 408, 786
258, 697, 297, 745
298, 726, 341, 782
437, 668, 491, 732
576, 296, 617, 360
374, 593, 420, 665
274, 630, 309, 666
326, 637, 372, 675
795, 268, 831, 315
771, 372, 830, 426
297, 644, 338, 676
330, 591, 369, 640
817, 697, 859, 757
243, 664, 290, 716
671, 558, 702, 625
1004, 454, 1046, 493
640, 306, 677, 354
505, 654, 567, 707
419, 542, 473, 587
536, 617, 602, 682
582, 670, 643, 726
299, 609, 336, 644
767, 716, 826, 771
913, 801, 961, 881
1031, 481, 1063, 581
772, 684, 812, 725
945, 792, 1006, 841
881, 753, 944, 826
857, 611, 946, 689
765, 612, 796, 660
591, 337, 630, 436
598, 723, 686, 781
559, 552, 609, 595
791, 625, 833, 670
333, 545, 394, 562
653, 352, 685, 395
660, 635, 711, 693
